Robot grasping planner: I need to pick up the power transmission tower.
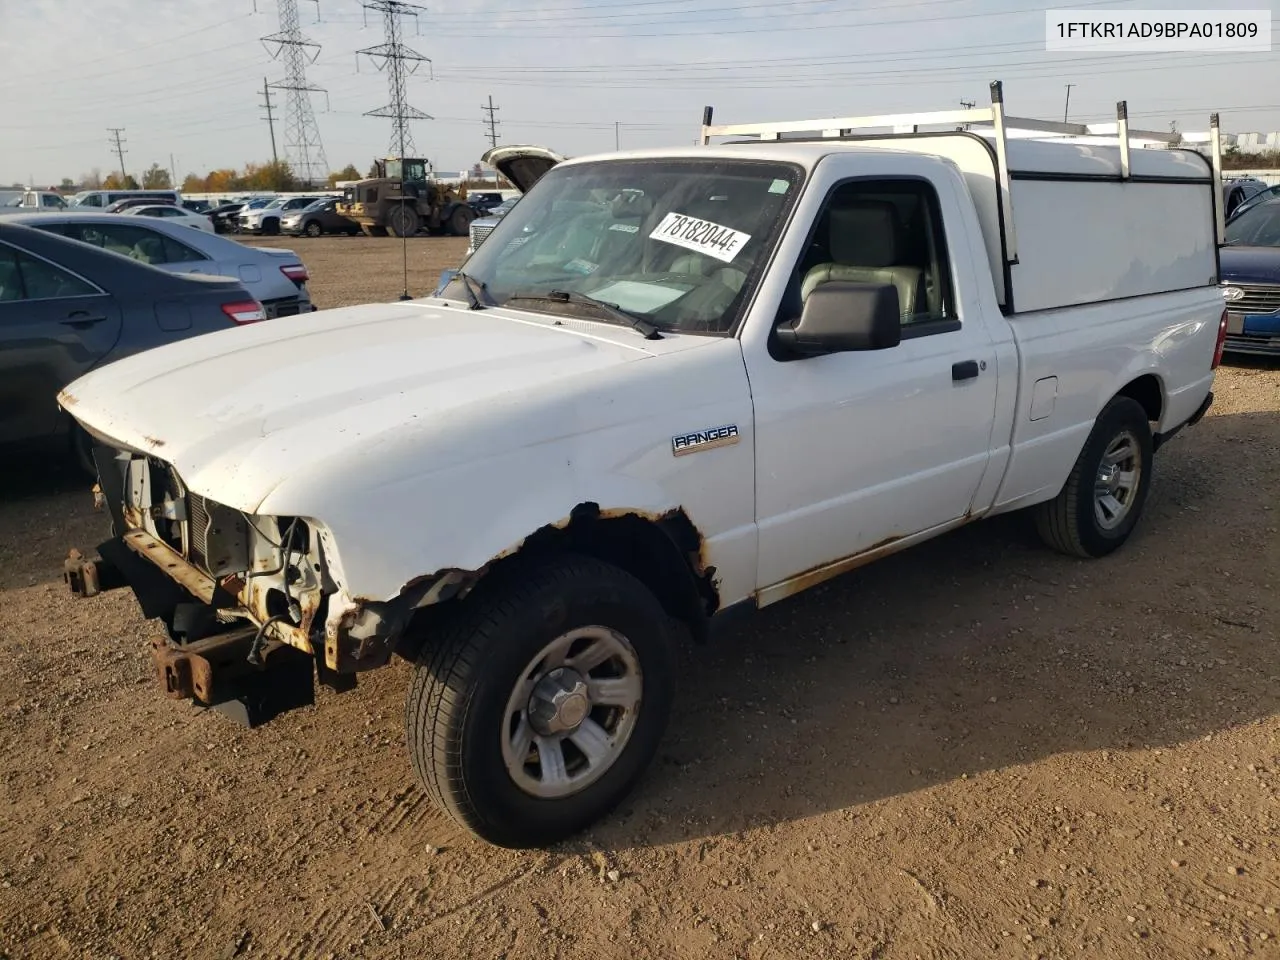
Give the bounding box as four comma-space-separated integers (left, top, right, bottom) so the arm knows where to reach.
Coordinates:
260, 78, 280, 165
262, 0, 329, 186
107, 128, 127, 181
357, 1, 432, 160
482, 95, 500, 150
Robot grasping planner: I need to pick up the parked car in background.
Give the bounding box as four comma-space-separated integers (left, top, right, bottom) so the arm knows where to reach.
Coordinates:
239, 196, 328, 235
0, 220, 263, 469
1228, 182, 1280, 221
467, 191, 505, 214
281, 197, 361, 237
207, 199, 268, 234
1220, 194, 1280, 356
123, 204, 215, 233
7, 211, 313, 318
104, 196, 178, 213
182, 199, 213, 213
466, 195, 519, 254
69, 189, 180, 209
1223, 177, 1270, 219
1, 190, 68, 211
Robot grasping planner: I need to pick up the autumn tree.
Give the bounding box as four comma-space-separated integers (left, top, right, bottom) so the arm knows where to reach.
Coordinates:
181, 173, 206, 193
328, 163, 362, 187
204, 169, 242, 192
141, 163, 172, 189
242, 160, 297, 191
102, 172, 140, 190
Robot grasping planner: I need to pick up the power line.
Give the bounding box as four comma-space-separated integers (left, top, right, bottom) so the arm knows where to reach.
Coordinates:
482, 94, 500, 150
261, 77, 280, 165
107, 128, 127, 181
263, 0, 329, 184
358, 0, 432, 159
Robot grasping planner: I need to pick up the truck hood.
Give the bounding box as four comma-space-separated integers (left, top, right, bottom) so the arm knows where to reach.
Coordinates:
60, 300, 666, 512
1219, 246, 1280, 285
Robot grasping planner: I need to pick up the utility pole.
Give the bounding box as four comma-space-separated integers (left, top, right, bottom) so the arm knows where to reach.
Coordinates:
263, 0, 329, 185
482, 94, 500, 150
615, 121, 620, 151
261, 77, 280, 165
958, 99, 975, 132
169, 153, 177, 187
358, 0, 432, 159
1063, 84, 1075, 123
107, 127, 127, 182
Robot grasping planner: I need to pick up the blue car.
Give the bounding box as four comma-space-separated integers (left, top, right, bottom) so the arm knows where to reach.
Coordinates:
1220, 194, 1280, 357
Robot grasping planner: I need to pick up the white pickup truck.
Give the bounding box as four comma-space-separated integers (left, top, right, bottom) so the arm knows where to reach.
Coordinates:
61, 84, 1227, 848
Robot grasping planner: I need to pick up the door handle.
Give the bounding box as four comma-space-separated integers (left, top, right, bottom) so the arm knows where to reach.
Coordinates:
952, 359, 980, 381
60, 311, 108, 329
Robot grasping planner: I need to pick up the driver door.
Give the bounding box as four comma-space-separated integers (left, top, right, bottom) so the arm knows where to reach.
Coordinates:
743, 169, 1001, 598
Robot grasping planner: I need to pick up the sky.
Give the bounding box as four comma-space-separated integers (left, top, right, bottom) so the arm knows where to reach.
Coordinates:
1, 0, 1278, 186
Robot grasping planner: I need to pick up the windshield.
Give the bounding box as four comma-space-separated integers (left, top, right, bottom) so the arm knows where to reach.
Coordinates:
453, 158, 802, 334
1224, 199, 1280, 247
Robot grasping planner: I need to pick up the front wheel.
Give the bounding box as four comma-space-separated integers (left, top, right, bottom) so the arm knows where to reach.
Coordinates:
1035, 396, 1154, 558
405, 555, 676, 848
448, 205, 475, 237
304, 220, 323, 237
387, 206, 420, 237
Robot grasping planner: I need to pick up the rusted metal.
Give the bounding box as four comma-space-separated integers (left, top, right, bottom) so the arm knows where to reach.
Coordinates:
122, 529, 315, 656
63, 549, 101, 598
150, 626, 308, 713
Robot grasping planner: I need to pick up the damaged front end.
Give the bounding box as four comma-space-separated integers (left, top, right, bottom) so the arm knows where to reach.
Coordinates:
66, 446, 441, 727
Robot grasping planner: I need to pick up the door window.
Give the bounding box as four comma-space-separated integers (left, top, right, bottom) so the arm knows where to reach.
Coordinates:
781, 178, 956, 336
62, 222, 205, 265
0, 247, 21, 302
0, 246, 98, 300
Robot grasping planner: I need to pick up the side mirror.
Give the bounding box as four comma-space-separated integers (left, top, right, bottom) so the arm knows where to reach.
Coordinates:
776, 281, 902, 356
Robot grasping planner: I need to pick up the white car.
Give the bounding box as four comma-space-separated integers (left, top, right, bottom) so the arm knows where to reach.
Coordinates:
122, 204, 215, 233
238, 195, 328, 235
60, 84, 1224, 850
8, 211, 313, 318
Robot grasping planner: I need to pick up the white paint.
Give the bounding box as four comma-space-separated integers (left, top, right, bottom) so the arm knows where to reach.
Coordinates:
61, 137, 1222, 616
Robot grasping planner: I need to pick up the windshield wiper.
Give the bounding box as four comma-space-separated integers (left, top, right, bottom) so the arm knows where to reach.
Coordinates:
504, 289, 663, 340
446, 270, 489, 310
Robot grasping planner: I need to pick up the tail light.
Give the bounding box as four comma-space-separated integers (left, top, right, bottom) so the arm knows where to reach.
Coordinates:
222, 300, 267, 324
280, 264, 309, 284
1211, 308, 1228, 369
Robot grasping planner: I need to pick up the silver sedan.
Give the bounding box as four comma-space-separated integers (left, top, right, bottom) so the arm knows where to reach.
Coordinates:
4, 211, 314, 318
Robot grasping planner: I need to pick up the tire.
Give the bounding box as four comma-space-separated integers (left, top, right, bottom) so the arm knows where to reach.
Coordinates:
448, 205, 475, 237
304, 220, 323, 238
406, 554, 676, 848
1035, 396, 1154, 558
387, 206, 420, 238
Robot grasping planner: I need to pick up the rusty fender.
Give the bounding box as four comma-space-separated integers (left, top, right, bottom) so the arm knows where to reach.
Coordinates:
322, 501, 718, 674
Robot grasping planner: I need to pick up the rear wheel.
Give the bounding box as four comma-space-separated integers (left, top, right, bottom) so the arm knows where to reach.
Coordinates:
304, 220, 323, 237
448, 205, 475, 237
387, 206, 420, 238
1035, 396, 1153, 558
405, 554, 676, 848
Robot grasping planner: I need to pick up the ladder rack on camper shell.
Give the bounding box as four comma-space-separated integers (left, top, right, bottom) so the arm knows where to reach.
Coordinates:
699, 80, 1227, 256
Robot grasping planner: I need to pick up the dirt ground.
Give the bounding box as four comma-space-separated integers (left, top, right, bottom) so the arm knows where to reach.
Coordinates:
1, 235, 1278, 960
